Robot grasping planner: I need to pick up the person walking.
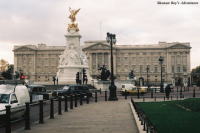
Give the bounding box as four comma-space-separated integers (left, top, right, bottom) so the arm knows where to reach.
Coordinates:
56, 77, 58, 85
165, 84, 171, 99
53, 76, 56, 85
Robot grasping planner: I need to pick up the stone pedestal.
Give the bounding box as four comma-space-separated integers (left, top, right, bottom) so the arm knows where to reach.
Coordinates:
94, 80, 111, 91
57, 29, 91, 84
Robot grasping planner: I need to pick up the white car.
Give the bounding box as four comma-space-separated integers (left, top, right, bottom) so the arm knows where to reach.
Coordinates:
0, 84, 30, 119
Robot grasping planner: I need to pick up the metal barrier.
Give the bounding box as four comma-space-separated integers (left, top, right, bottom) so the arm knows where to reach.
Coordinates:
50, 98, 54, 119
24, 102, 30, 130
58, 97, 62, 115
75, 94, 78, 107
70, 95, 73, 109
131, 98, 158, 133
64, 96, 68, 112
39, 100, 44, 124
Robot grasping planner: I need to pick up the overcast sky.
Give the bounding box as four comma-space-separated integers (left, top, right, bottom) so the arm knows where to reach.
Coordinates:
0, 0, 199, 69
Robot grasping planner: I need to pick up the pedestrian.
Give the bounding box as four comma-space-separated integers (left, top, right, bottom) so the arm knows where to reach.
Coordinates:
53, 76, 56, 85
56, 77, 58, 85
165, 84, 171, 99
85, 76, 88, 84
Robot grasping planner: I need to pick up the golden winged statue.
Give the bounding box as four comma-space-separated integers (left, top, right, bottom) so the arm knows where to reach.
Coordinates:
69, 7, 80, 23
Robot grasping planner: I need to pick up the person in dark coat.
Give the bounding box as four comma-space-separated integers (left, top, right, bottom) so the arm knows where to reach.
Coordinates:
165, 84, 171, 99
53, 76, 56, 85
56, 77, 58, 85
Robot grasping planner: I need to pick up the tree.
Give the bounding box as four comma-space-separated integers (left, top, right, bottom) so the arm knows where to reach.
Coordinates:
191, 66, 200, 86
1, 65, 14, 80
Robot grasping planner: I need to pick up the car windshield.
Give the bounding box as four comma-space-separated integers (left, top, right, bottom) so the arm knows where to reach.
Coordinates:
63, 86, 69, 90
0, 94, 10, 103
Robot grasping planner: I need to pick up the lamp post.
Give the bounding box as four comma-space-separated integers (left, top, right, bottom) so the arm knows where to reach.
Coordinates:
159, 56, 164, 92
106, 32, 118, 101
146, 65, 149, 88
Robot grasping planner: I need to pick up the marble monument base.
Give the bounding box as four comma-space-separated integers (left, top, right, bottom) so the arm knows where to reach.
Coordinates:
57, 65, 90, 84
94, 80, 111, 91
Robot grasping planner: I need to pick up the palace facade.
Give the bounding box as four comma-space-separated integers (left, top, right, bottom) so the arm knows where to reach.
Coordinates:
13, 41, 191, 86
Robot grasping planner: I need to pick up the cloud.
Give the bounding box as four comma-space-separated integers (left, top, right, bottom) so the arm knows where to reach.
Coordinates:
0, 0, 200, 69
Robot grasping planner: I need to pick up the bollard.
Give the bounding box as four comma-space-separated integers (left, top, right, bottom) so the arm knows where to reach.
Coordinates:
86, 93, 89, 104
25, 102, 31, 130
164, 97, 165, 101
95, 91, 97, 102
137, 88, 140, 99
58, 97, 62, 115
154, 96, 156, 102
70, 95, 73, 109
193, 88, 196, 98
100, 88, 102, 94
80, 93, 83, 105
180, 88, 183, 98
50, 98, 54, 119
75, 94, 77, 107
105, 91, 107, 101
143, 120, 146, 131
171, 96, 173, 100
146, 124, 149, 133
125, 90, 127, 100
177, 95, 178, 100
151, 89, 153, 98
64, 96, 68, 112
39, 100, 44, 124
5, 105, 11, 133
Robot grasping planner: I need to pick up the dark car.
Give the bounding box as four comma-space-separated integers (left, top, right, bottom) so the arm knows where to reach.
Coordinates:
27, 85, 52, 102
52, 84, 92, 98
82, 84, 98, 93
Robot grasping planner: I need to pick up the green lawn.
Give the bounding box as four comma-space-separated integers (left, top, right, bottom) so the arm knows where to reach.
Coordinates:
137, 98, 200, 133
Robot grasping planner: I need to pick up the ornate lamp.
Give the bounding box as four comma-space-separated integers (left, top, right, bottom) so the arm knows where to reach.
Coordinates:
106, 32, 118, 101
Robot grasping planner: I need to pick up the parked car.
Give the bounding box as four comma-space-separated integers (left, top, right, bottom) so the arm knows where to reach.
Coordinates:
137, 86, 148, 94
0, 83, 30, 120
150, 86, 160, 93
82, 84, 98, 93
121, 84, 148, 95
52, 84, 93, 98
121, 84, 137, 95
27, 85, 52, 102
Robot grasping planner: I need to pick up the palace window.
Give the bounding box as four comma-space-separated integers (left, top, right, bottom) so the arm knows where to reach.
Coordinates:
183, 66, 187, 72
154, 66, 158, 73
177, 66, 181, 72
172, 66, 174, 73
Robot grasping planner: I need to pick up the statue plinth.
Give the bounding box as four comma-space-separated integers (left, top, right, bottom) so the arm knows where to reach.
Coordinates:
57, 29, 91, 84
57, 7, 91, 84
95, 80, 111, 91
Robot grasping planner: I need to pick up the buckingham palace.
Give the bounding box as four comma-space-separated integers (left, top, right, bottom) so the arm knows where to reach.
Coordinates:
13, 41, 191, 86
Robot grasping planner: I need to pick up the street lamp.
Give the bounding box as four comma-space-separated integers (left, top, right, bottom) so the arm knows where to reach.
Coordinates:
146, 65, 149, 88
106, 32, 118, 101
159, 56, 164, 92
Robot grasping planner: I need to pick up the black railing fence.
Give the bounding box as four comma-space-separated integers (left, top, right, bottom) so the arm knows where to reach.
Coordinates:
0, 91, 102, 133
1, 86, 200, 133
131, 98, 158, 133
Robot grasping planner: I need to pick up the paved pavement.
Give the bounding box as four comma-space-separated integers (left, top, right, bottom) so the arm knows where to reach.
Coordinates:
14, 100, 139, 133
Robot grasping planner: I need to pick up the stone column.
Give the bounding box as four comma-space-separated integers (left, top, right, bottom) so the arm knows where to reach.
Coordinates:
96, 53, 98, 71
187, 51, 190, 72
14, 54, 18, 73
89, 53, 92, 75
